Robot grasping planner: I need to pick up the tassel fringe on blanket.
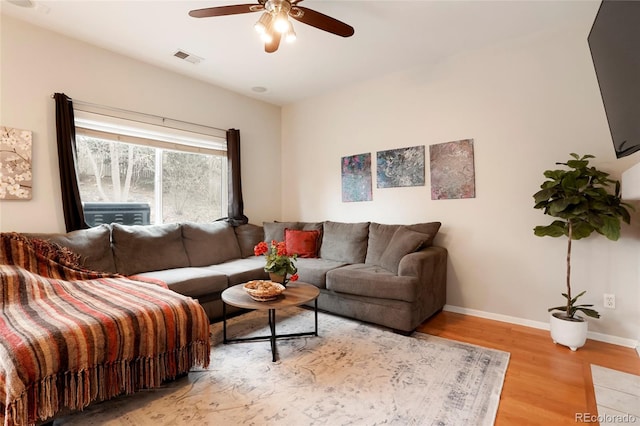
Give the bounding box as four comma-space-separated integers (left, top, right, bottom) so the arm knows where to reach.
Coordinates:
7, 343, 210, 426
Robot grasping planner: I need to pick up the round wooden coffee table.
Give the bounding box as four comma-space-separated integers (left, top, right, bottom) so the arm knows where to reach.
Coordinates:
221, 281, 320, 362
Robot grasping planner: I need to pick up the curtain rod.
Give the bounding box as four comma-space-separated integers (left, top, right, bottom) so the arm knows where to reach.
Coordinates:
51, 94, 228, 133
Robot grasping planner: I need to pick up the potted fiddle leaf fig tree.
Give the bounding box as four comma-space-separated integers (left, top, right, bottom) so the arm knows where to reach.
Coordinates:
533, 153, 632, 351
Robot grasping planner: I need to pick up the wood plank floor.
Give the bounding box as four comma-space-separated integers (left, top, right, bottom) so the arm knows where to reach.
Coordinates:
417, 311, 640, 425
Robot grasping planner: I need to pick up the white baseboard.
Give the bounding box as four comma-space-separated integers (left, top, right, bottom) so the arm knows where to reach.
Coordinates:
443, 304, 639, 350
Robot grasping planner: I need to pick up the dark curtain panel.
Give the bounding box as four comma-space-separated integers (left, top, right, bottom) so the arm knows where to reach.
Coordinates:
54, 93, 88, 232
226, 128, 249, 225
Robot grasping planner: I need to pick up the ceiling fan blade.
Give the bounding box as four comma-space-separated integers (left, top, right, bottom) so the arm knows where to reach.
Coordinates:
265, 31, 281, 53
291, 6, 354, 37
189, 4, 262, 18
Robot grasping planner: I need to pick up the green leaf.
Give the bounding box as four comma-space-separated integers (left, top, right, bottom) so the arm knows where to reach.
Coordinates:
570, 290, 586, 304
534, 223, 566, 238
619, 206, 632, 224
533, 188, 556, 204
599, 216, 621, 240
544, 169, 567, 181
566, 159, 589, 169
575, 307, 601, 319
549, 198, 574, 215
542, 180, 560, 190
570, 201, 589, 215
561, 173, 577, 190
571, 222, 595, 239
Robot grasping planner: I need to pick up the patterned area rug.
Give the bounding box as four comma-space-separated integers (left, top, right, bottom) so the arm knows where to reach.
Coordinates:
55, 307, 510, 426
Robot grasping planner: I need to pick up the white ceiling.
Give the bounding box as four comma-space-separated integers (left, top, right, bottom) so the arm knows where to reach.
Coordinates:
2, 0, 600, 106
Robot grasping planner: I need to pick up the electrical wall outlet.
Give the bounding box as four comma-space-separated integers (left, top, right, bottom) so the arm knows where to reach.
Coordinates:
604, 293, 616, 309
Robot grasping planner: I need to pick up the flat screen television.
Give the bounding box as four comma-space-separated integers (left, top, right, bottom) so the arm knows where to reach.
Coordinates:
588, 0, 640, 159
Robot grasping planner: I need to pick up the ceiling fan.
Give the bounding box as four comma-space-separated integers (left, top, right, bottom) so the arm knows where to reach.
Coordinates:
189, 0, 355, 53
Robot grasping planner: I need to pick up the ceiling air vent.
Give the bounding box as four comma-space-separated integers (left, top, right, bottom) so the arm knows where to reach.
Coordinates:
173, 50, 203, 65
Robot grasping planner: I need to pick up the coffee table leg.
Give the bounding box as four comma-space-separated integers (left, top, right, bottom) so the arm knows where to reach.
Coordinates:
269, 309, 276, 362
223, 301, 228, 344
314, 298, 318, 336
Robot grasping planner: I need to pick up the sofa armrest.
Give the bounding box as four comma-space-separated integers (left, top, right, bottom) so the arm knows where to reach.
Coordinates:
398, 246, 448, 317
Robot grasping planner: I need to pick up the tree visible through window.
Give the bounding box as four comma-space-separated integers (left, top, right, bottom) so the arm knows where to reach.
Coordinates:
74, 110, 227, 225
162, 150, 225, 223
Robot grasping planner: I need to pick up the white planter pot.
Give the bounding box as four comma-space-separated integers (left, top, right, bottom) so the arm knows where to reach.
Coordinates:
549, 313, 588, 351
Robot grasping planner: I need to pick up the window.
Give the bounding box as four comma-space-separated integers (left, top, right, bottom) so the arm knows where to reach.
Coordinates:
74, 108, 227, 226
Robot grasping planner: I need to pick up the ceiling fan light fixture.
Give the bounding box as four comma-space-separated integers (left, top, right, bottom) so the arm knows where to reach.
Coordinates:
273, 10, 290, 34
189, 0, 355, 53
285, 22, 296, 43
254, 12, 272, 34
261, 30, 274, 43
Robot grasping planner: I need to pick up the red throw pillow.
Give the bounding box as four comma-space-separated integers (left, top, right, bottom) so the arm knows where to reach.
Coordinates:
285, 229, 320, 258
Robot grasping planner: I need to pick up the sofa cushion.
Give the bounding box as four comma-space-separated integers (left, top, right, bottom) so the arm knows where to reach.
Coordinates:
406, 222, 441, 246
263, 221, 300, 243
204, 257, 269, 286
299, 222, 324, 232
111, 223, 189, 275
28, 225, 117, 273
285, 229, 320, 258
326, 264, 418, 303
294, 257, 348, 289
182, 221, 242, 267
134, 267, 229, 298
380, 227, 429, 274
364, 223, 400, 267
235, 223, 264, 258
365, 222, 441, 267
320, 221, 369, 264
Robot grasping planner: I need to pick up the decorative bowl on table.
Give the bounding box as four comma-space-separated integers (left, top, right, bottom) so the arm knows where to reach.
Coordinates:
243, 280, 286, 302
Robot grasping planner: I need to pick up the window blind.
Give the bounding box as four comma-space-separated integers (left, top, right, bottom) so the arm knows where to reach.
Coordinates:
74, 108, 227, 156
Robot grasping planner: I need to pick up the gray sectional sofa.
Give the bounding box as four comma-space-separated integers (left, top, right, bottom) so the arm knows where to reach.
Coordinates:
28, 220, 447, 333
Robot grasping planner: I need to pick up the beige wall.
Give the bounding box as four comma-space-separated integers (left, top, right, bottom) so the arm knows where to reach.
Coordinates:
282, 23, 640, 344
0, 15, 282, 232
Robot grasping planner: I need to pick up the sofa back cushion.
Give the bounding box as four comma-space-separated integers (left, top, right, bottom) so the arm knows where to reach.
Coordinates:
263, 221, 323, 242
111, 223, 189, 275
263, 221, 299, 243
380, 227, 430, 274
405, 222, 441, 246
182, 221, 242, 267
364, 223, 400, 266
235, 223, 265, 258
32, 225, 117, 273
320, 221, 369, 263
300, 222, 323, 241
365, 221, 441, 273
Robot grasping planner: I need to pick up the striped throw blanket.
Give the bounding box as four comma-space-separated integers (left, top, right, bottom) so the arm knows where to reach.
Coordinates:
0, 233, 210, 426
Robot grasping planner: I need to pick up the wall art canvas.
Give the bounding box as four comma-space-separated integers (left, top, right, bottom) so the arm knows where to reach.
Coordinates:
429, 139, 475, 200
1, 126, 32, 200
376, 145, 425, 188
342, 153, 372, 202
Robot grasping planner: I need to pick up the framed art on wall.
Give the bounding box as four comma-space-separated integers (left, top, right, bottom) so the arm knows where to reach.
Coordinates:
341, 152, 372, 202
429, 139, 475, 200
0, 126, 32, 200
376, 145, 425, 188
